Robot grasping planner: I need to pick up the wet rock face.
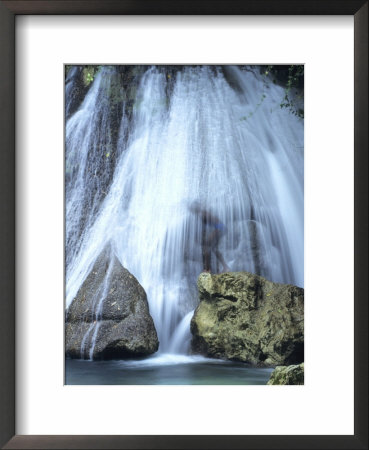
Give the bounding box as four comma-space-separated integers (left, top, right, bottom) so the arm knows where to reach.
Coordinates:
66, 246, 159, 360
267, 363, 304, 385
191, 272, 304, 366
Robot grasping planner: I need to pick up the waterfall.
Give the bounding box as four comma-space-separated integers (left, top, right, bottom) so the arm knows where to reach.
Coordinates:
65, 65, 303, 355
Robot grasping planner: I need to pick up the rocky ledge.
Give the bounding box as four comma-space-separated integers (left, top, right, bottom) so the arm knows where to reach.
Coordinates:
190, 271, 304, 366
66, 245, 159, 360
267, 363, 304, 385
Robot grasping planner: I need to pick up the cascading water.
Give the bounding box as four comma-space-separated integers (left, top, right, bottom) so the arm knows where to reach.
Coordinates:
65, 65, 303, 358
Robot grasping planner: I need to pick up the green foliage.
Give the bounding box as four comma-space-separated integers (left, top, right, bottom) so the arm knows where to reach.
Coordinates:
81, 65, 103, 86
280, 65, 304, 118
263, 65, 304, 119
65, 64, 102, 85
239, 65, 304, 123
240, 93, 267, 122
83, 66, 96, 86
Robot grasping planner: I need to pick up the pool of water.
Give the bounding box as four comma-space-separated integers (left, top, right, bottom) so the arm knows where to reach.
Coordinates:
65, 354, 274, 385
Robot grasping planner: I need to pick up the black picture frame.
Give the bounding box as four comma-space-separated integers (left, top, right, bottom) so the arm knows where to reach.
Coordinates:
0, 1, 367, 449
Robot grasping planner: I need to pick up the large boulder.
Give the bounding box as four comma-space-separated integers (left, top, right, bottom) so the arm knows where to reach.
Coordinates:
66, 246, 159, 359
267, 363, 304, 385
190, 272, 304, 366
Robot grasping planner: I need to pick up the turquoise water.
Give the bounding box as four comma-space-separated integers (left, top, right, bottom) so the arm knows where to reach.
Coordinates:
65, 354, 273, 385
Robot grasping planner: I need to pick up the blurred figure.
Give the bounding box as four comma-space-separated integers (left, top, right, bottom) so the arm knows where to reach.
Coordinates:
190, 201, 231, 273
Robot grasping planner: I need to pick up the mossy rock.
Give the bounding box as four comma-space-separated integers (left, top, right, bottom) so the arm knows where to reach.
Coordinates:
191, 272, 304, 366
267, 363, 304, 385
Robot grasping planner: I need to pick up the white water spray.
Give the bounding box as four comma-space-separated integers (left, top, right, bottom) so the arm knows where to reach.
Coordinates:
66, 65, 303, 355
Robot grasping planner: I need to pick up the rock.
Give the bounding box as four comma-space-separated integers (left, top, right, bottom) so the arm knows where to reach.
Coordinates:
65, 66, 86, 119
66, 245, 159, 359
190, 271, 304, 366
267, 363, 304, 385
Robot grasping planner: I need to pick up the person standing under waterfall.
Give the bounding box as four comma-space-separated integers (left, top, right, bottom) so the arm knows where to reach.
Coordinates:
190, 202, 231, 273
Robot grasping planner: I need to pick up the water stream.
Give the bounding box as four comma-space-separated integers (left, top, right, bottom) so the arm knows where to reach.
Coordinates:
65, 65, 303, 361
